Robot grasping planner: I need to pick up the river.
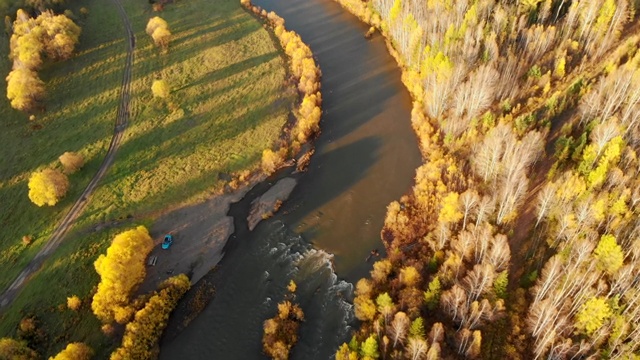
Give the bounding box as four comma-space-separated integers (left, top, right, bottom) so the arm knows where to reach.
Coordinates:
159, 0, 421, 357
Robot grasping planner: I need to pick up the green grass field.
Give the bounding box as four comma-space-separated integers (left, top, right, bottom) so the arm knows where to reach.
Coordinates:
0, 0, 294, 356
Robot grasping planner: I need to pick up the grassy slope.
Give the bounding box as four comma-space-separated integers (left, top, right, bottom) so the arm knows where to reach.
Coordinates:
0, 0, 293, 356
0, 0, 124, 291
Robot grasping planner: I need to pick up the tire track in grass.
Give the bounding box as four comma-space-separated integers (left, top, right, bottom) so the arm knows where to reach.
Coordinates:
0, 0, 135, 310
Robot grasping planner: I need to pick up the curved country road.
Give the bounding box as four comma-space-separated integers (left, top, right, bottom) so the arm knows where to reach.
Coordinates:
0, 0, 135, 309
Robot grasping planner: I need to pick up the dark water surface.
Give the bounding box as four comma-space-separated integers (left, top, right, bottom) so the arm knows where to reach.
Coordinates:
159, 0, 421, 357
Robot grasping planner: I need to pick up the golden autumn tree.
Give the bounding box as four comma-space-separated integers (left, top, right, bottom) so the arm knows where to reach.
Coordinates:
575, 297, 612, 336
151, 27, 171, 51
58, 152, 84, 174
28, 168, 69, 206
49, 343, 93, 360
110, 274, 190, 360
7, 10, 81, 112
261, 148, 286, 174
0, 338, 37, 360
11, 32, 43, 69
11, 10, 81, 63
146, 17, 171, 51
38, 12, 81, 61
6, 68, 45, 112
145, 16, 168, 36
92, 226, 154, 324
594, 234, 625, 275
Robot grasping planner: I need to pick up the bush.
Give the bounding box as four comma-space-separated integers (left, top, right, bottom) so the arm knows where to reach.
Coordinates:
22, 235, 33, 246
151, 79, 170, 99
66, 295, 81, 311
59, 152, 84, 174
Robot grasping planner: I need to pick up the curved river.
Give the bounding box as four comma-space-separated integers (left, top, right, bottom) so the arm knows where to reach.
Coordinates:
160, 0, 422, 358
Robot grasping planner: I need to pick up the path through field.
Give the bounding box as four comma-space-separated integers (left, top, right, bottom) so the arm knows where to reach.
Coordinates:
0, 0, 135, 310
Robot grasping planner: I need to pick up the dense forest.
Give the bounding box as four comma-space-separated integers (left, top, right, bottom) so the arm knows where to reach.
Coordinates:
330, 0, 640, 358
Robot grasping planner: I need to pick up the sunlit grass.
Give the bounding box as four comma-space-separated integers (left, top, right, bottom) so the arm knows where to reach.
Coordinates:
0, 0, 294, 356
0, 0, 125, 292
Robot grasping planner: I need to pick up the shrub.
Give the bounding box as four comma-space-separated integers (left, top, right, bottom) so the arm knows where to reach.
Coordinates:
59, 152, 84, 174
151, 79, 170, 99
66, 296, 81, 311
22, 235, 33, 246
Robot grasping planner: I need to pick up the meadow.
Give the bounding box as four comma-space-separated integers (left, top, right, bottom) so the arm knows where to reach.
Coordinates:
0, 0, 294, 355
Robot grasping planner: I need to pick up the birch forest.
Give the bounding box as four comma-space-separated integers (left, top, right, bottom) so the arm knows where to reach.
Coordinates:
332, 0, 640, 358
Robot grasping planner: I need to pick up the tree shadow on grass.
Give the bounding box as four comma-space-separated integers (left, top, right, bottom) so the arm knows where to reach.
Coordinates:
132, 15, 262, 82
174, 52, 278, 92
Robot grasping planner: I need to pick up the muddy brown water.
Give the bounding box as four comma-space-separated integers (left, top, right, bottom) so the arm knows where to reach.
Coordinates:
159, 0, 421, 357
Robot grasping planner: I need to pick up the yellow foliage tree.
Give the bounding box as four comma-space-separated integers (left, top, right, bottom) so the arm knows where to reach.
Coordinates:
354, 295, 377, 321
0, 338, 37, 360
146, 17, 170, 51
336, 343, 359, 360
152, 27, 171, 51
355, 278, 373, 297
28, 168, 69, 206
399, 266, 421, 287
575, 297, 612, 335
110, 274, 190, 360
92, 226, 154, 324
438, 191, 462, 224
12, 32, 43, 69
7, 10, 80, 112
6, 68, 45, 112
594, 234, 624, 275
287, 280, 297, 293
36, 11, 82, 61
58, 152, 84, 174
261, 148, 285, 174
145, 16, 168, 36
49, 343, 93, 360
371, 259, 392, 283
